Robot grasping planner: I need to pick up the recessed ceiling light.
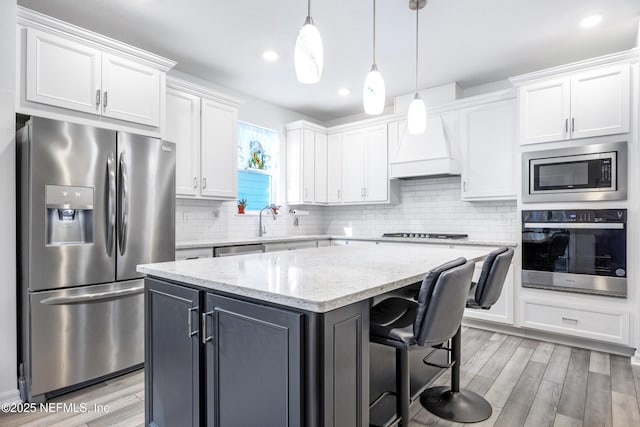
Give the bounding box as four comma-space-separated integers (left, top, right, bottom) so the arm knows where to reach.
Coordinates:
338, 88, 351, 96
262, 50, 279, 61
580, 14, 602, 29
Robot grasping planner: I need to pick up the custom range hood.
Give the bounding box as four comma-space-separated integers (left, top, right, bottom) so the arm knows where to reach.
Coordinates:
389, 112, 461, 179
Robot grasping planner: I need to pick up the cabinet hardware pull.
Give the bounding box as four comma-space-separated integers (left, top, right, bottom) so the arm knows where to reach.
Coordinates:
337, 189, 341, 200
185, 256, 199, 260
193, 177, 198, 189
571, 117, 575, 132
202, 177, 207, 189
463, 181, 467, 192
364, 188, 367, 198
103, 91, 108, 111
561, 316, 578, 323
565, 118, 568, 134
188, 307, 199, 337
202, 310, 215, 344
96, 89, 101, 108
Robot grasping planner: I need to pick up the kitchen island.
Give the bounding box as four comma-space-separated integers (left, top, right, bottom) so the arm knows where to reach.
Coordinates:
138, 245, 492, 427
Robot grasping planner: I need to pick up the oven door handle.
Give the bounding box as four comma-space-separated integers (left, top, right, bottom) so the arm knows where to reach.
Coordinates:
39, 286, 144, 305
524, 222, 624, 230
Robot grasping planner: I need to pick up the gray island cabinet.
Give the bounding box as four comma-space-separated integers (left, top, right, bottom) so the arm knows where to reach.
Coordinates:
139, 245, 490, 426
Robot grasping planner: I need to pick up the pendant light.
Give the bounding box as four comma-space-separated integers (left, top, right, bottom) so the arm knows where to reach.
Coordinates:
294, 0, 324, 84
407, 0, 427, 134
363, 0, 385, 115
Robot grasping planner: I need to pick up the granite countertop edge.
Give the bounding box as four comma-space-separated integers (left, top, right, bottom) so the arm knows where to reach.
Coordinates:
176, 235, 518, 250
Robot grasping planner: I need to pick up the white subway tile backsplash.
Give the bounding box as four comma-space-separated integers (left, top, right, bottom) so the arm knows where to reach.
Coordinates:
175, 176, 518, 243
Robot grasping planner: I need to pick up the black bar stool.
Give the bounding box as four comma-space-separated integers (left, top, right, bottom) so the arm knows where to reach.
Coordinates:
420, 246, 514, 423
370, 257, 475, 426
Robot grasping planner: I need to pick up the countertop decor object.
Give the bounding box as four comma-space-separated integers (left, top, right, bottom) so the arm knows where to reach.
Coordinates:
237, 197, 247, 214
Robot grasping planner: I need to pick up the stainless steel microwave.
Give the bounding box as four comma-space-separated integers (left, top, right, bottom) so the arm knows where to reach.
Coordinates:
522, 141, 627, 202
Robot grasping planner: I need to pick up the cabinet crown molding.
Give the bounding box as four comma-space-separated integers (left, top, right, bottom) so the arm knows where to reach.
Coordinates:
17, 6, 176, 72
509, 48, 638, 86
285, 120, 327, 133
166, 76, 241, 108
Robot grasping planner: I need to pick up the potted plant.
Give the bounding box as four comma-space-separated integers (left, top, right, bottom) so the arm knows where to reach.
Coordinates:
237, 198, 247, 214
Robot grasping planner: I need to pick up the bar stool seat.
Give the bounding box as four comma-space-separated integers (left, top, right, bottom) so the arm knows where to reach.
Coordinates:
370, 257, 475, 426
420, 246, 514, 423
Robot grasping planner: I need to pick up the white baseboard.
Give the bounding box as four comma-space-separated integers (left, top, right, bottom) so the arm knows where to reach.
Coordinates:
0, 388, 21, 404
463, 319, 636, 358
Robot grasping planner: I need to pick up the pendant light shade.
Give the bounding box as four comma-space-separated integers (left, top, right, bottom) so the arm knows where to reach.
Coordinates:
295, 2, 323, 84
408, 93, 427, 134
363, 66, 385, 114
407, 0, 427, 134
363, 0, 385, 115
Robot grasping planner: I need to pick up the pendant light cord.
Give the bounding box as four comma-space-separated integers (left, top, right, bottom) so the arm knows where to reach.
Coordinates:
415, 5, 419, 93
373, 0, 376, 65
308, 0, 311, 18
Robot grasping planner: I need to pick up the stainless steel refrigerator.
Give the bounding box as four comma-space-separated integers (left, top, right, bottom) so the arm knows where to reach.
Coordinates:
17, 116, 175, 402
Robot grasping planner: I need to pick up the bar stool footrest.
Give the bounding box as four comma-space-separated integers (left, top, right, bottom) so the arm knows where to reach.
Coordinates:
419, 386, 492, 423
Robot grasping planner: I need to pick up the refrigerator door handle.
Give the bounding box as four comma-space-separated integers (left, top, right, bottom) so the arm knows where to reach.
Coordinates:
106, 152, 116, 257
39, 285, 144, 305
118, 152, 129, 256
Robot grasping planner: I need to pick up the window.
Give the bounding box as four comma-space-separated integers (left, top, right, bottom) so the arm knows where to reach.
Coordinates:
237, 121, 279, 211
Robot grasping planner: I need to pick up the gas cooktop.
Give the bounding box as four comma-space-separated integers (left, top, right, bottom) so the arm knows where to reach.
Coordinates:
381, 233, 469, 240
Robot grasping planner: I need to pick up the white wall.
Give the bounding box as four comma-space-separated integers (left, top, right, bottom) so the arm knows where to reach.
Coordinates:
0, 0, 18, 403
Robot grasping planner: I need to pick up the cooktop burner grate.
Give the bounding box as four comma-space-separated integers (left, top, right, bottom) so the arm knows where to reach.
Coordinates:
381, 233, 469, 240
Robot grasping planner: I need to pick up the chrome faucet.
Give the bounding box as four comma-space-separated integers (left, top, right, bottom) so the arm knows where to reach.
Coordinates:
259, 204, 280, 237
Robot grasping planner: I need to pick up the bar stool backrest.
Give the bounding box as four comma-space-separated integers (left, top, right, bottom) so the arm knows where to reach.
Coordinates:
414, 258, 475, 346
473, 247, 514, 309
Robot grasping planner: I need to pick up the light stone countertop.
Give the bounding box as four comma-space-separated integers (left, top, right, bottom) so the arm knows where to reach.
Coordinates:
176, 235, 517, 250
138, 245, 493, 313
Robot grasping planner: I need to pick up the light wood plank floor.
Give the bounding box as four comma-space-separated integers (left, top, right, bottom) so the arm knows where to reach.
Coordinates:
1, 328, 639, 427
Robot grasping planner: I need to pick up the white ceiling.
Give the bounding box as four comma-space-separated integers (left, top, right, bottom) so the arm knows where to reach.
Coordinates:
17, 0, 640, 121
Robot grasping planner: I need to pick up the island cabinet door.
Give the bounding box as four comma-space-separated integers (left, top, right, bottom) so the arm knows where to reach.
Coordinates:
203, 293, 303, 427
145, 278, 201, 427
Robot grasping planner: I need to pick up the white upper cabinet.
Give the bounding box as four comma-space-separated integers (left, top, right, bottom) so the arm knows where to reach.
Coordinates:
165, 78, 240, 200
200, 99, 238, 199
18, 8, 175, 134
286, 122, 327, 205
363, 125, 389, 202
519, 63, 630, 144
101, 53, 160, 126
460, 97, 517, 200
326, 133, 343, 203
570, 65, 630, 139
341, 130, 366, 203
519, 77, 570, 144
340, 124, 389, 203
26, 28, 102, 115
302, 129, 316, 203
165, 88, 200, 197
314, 133, 328, 204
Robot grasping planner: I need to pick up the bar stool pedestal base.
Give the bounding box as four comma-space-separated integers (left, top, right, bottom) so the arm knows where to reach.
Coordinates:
419, 386, 492, 423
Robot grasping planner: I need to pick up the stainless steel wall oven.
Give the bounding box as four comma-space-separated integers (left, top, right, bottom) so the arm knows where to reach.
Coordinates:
521, 209, 627, 297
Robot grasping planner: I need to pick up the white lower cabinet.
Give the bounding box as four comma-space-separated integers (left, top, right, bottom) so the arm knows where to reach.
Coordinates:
165, 78, 240, 200
520, 299, 630, 345
264, 240, 318, 252
175, 248, 213, 261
